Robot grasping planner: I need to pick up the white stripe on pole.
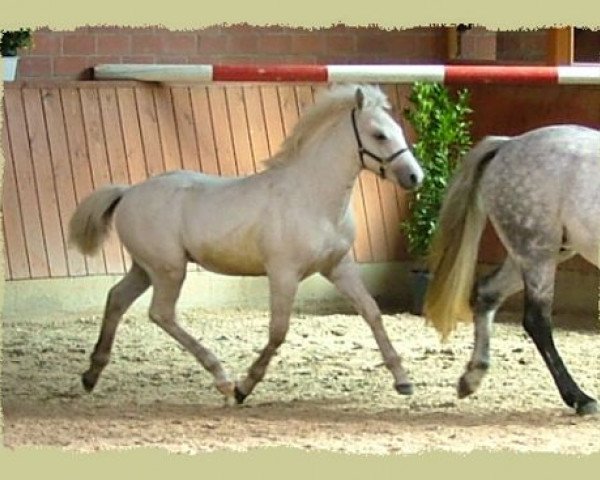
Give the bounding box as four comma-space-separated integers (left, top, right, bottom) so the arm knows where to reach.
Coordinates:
557, 66, 600, 85
327, 65, 445, 83
94, 64, 214, 82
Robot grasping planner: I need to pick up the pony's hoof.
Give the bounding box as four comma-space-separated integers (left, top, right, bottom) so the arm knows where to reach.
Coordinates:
234, 386, 248, 405
81, 372, 96, 392
576, 400, 598, 416
457, 375, 474, 399
394, 382, 414, 395
215, 380, 235, 398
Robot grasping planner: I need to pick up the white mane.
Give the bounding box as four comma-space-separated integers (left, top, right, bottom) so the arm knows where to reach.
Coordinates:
265, 84, 390, 169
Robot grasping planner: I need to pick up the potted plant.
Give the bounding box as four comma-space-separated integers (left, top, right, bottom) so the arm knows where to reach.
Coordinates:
401, 82, 473, 314
2, 28, 32, 81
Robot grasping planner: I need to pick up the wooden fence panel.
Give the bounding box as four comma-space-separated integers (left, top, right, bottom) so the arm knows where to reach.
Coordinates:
3, 82, 408, 281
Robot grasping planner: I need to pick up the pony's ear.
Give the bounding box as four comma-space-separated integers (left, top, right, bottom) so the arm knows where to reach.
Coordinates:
355, 87, 365, 110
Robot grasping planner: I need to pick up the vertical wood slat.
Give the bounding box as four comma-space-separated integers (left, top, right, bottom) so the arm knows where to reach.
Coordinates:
135, 86, 164, 177
99, 88, 132, 271
171, 87, 201, 172
61, 87, 105, 275
22, 88, 69, 277
242, 86, 270, 171
260, 86, 286, 156
277, 85, 300, 137
225, 86, 256, 175
190, 87, 220, 175
4, 89, 51, 278
154, 88, 183, 172
117, 88, 147, 185
80, 87, 125, 275
208, 87, 237, 176
42, 87, 88, 276
2, 109, 30, 279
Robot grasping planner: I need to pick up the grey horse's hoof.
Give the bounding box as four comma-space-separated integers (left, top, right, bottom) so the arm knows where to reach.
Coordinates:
395, 382, 414, 395
576, 399, 598, 416
234, 386, 248, 405
81, 372, 96, 392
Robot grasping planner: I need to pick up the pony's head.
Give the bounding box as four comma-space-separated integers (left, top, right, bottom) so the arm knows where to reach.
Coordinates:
349, 85, 423, 190
268, 83, 423, 191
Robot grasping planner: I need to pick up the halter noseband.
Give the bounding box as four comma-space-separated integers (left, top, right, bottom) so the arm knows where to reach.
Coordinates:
351, 107, 409, 178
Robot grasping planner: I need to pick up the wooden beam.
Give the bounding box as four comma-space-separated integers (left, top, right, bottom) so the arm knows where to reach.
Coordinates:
547, 27, 573, 65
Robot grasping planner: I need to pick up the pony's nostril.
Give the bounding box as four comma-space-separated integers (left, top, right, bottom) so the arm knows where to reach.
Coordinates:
409, 173, 418, 185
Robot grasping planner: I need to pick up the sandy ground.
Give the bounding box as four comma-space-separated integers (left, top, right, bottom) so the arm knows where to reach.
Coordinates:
2, 308, 600, 454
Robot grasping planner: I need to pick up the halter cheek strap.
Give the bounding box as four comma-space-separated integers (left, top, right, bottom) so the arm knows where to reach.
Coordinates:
351, 108, 409, 178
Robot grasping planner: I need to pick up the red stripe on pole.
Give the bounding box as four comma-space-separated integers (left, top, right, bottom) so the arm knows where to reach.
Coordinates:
213, 65, 329, 82
445, 66, 559, 85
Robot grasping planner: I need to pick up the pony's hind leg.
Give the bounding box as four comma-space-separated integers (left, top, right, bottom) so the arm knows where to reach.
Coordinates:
234, 270, 299, 404
147, 267, 234, 398
82, 262, 150, 392
521, 258, 597, 415
323, 256, 412, 395
458, 258, 523, 398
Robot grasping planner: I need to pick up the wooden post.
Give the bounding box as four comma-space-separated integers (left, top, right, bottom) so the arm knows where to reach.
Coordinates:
547, 27, 573, 65
446, 27, 459, 60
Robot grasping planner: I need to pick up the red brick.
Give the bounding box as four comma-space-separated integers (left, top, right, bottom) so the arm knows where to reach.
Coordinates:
187, 55, 214, 64
122, 55, 156, 63
131, 34, 164, 54
30, 32, 61, 55
227, 33, 259, 54
325, 34, 356, 54
63, 34, 96, 55
198, 34, 226, 54
356, 34, 388, 55
53, 56, 92, 76
18, 56, 52, 77
257, 34, 293, 54
97, 34, 131, 55
155, 55, 189, 64
162, 34, 196, 54
290, 34, 326, 54
386, 34, 416, 56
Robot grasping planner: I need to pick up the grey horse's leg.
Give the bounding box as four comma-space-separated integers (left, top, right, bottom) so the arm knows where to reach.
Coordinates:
458, 258, 523, 398
234, 271, 299, 404
521, 258, 597, 415
82, 262, 151, 392
458, 250, 576, 399
323, 256, 412, 395
148, 267, 234, 397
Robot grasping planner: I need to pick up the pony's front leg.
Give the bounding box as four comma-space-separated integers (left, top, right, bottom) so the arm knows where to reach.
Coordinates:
323, 256, 413, 395
234, 271, 299, 404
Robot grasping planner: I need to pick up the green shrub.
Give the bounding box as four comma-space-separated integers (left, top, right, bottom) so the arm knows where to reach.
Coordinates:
402, 82, 473, 261
1, 28, 32, 56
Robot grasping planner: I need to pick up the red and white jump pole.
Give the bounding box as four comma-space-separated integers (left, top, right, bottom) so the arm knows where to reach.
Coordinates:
95, 63, 600, 85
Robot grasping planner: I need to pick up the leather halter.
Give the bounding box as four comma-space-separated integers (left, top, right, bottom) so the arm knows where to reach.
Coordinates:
351, 107, 409, 178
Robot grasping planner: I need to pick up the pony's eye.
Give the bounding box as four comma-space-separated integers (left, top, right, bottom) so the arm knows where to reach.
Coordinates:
374, 131, 388, 142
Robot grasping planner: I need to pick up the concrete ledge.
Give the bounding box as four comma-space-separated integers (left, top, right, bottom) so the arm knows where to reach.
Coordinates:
2, 262, 598, 331
1, 262, 413, 319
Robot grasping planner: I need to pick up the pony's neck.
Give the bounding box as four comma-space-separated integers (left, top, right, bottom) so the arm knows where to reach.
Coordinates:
280, 115, 361, 221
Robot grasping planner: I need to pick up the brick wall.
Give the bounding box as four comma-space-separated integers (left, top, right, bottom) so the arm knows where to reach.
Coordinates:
17, 26, 448, 80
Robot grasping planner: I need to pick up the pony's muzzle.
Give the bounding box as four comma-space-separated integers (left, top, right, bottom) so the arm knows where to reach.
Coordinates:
391, 154, 424, 191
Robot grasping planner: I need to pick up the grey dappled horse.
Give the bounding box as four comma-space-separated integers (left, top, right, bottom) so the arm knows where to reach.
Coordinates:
68, 84, 424, 404
424, 124, 600, 415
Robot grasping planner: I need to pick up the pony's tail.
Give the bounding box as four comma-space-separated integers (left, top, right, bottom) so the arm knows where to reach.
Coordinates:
68, 185, 130, 256
423, 136, 510, 341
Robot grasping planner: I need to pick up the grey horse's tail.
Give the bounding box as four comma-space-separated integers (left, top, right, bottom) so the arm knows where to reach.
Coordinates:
68, 185, 130, 256
423, 135, 510, 341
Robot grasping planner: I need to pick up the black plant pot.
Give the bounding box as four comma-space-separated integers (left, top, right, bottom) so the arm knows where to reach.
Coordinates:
409, 269, 432, 315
